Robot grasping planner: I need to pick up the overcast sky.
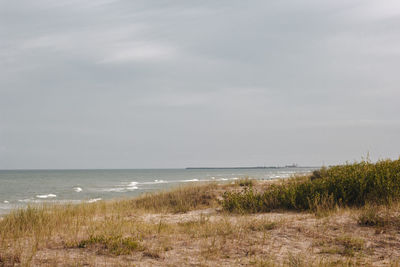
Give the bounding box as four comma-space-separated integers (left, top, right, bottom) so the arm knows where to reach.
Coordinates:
1, 0, 400, 169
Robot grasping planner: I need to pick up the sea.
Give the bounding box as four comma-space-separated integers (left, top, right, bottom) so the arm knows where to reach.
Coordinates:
0, 167, 316, 215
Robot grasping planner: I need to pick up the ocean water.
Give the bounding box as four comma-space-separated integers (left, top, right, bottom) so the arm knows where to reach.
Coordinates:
0, 167, 315, 214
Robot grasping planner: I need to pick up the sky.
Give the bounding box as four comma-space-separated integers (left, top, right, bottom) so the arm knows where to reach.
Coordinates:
1, 0, 400, 169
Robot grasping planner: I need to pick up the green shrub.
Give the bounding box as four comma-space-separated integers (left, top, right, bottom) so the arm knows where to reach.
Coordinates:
223, 158, 400, 213
236, 178, 254, 187
309, 166, 328, 181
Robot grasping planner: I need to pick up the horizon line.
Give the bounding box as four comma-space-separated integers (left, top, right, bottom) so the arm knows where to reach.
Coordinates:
0, 165, 321, 171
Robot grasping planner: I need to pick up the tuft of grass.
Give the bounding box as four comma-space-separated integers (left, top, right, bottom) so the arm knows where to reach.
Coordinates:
357, 204, 400, 228
335, 236, 364, 256
357, 205, 387, 227
318, 236, 365, 257
0, 251, 21, 266
143, 249, 161, 259
287, 252, 305, 267
74, 235, 143, 256
223, 158, 400, 213
246, 219, 278, 231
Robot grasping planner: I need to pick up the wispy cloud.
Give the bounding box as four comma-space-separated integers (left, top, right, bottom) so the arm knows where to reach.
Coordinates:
16, 24, 176, 63
100, 42, 176, 63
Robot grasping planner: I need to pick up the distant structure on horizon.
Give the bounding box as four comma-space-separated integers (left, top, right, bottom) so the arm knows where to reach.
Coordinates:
284, 163, 298, 168
186, 164, 300, 170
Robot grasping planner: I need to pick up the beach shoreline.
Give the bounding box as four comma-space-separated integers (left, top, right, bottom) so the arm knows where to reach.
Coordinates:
1, 170, 400, 266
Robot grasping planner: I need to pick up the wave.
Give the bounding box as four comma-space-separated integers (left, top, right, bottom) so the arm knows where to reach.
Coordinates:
140, 179, 167, 185
102, 187, 128, 192
181, 179, 199, 182
102, 182, 138, 192
180, 177, 240, 183
0, 203, 12, 212
101, 174, 297, 194
3, 200, 9, 204
74, 187, 83, 192
87, 198, 102, 203
36, 194, 57, 199
126, 181, 138, 190
128, 181, 138, 187
18, 198, 33, 203
18, 198, 44, 203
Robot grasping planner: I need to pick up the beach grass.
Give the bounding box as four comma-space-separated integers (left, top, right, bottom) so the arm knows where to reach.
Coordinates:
1, 159, 400, 265
222, 158, 400, 213
127, 182, 221, 213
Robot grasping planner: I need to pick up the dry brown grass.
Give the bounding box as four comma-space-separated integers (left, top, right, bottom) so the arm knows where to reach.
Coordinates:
1, 180, 400, 266
357, 203, 400, 229
127, 182, 222, 213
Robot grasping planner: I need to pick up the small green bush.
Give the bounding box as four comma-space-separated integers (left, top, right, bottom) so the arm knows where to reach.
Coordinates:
236, 178, 254, 187
223, 158, 400, 213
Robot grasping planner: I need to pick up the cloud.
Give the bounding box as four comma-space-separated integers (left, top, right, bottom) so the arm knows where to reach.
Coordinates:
1, 0, 400, 168
100, 42, 176, 63
14, 24, 175, 63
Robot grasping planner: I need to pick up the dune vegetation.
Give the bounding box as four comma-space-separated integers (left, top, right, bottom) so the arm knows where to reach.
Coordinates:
1, 159, 400, 266
222, 158, 400, 213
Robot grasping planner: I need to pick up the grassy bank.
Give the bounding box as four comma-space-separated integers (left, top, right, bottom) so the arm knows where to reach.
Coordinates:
222, 158, 400, 213
1, 160, 400, 266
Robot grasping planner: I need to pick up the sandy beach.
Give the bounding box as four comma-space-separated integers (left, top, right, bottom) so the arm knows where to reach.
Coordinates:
1, 175, 400, 266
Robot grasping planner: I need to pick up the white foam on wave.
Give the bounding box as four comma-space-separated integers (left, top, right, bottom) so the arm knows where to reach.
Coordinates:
18, 198, 43, 203
36, 194, 57, 199
182, 179, 199, 182
213, 177, 238, 181
103, 181, 139, 192
271, 175, 281, 178
128, 181, 138, 187
87, 198, 102, 203
126, 181, 138, 190
140, 179, 167, 185
103, 187, 127, 192
3, 200, 9, 204
18, 198, 32, 203
74, 187, 83, 192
